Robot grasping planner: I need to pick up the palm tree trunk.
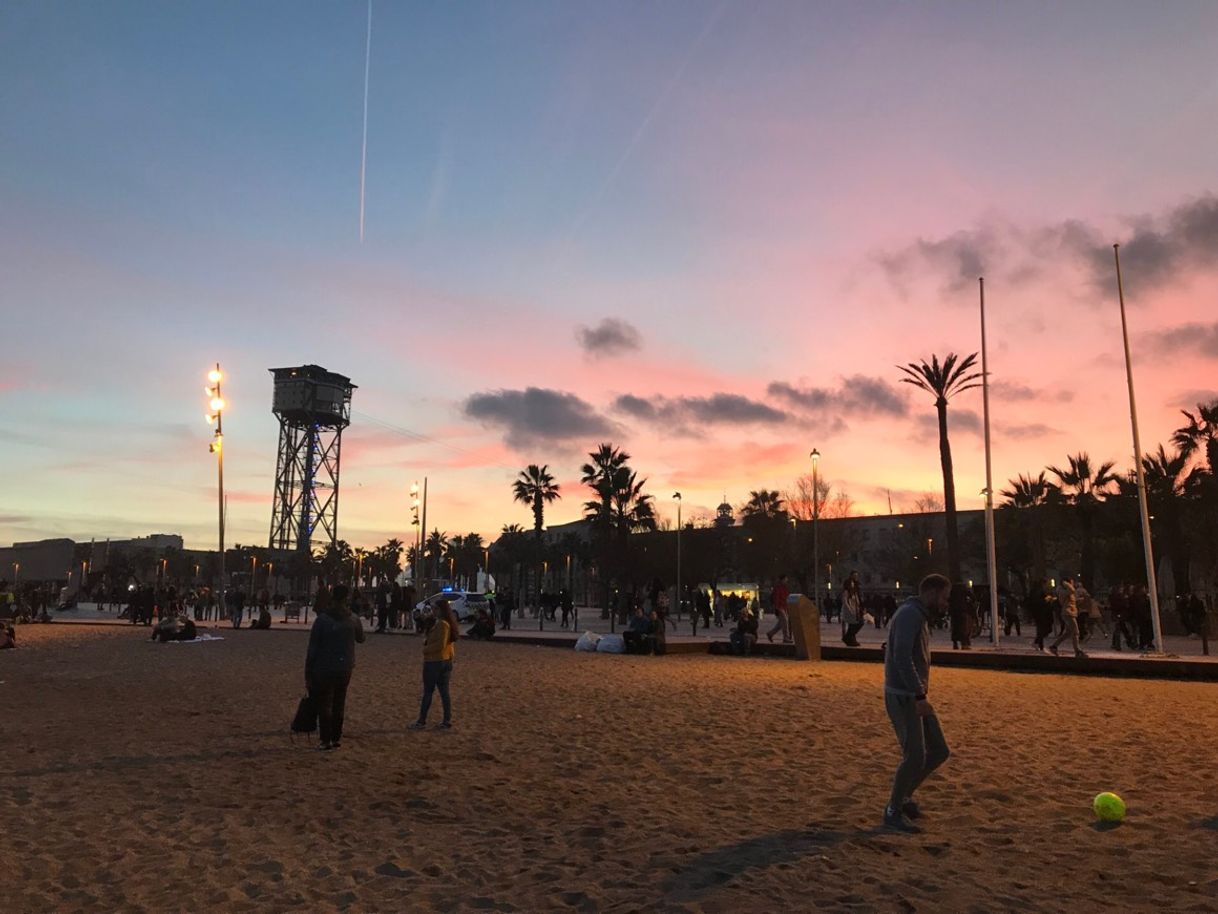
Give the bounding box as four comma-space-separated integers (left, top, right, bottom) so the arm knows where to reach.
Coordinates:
938, 400, 963, 583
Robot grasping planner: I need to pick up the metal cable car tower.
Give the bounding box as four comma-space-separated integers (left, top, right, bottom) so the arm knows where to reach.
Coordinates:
268, 365, 356, 555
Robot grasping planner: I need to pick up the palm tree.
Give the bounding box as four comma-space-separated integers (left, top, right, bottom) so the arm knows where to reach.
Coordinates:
513, 464, 561, 540
898, 352, 982, 583
1172, 400, 1218, 476
1000, 472, 1052, 508
1047, 452, 1117, 588
581, 444, 630, 527
424, 529, 449, 581
741, 489, 787, 522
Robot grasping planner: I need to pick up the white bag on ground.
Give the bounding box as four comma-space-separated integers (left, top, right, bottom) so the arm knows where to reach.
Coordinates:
596, 633, 625, 654
574, 631, 601, 652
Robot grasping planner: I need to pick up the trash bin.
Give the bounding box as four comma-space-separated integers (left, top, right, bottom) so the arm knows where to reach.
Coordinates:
788, 594, 821, 661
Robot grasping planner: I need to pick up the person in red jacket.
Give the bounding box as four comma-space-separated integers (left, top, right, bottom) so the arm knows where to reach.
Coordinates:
766, 575, 792, 643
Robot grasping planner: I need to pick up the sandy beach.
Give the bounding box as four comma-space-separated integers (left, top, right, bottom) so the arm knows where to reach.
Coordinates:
4, 624, 1217, 913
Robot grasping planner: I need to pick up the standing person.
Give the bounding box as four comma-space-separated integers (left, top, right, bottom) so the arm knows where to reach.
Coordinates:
1002, 588, 1021, 637
1130, 584, 1153, 650
1048, 576, 1086, 658
697, 588, 712, 633
1108, 584, 1134, 651
882, 574, 953, 833
840, 573, 864, 647
409, 598, 459, 730
389, 581, 404, 630
948, 584, 971, 650
713, 590, 725, 627
304, 584, 365, 751
229, 587, 245, 629
766, 575, 792, 643
559, 589, 573, 629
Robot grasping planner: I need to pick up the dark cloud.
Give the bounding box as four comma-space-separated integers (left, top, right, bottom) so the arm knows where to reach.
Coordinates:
463, 387, 616, 450
1143, 321, 1218, 360
1172, 389, 1218, 408
879, 195, 1218, 298
768, 375, 909, 418
914, 407, 982, 438
575, 318, 642, 358
996, 422, 1059, 440
612, 393, 789, 434
990, 381, 1075, 404
878, 228, 1001, 295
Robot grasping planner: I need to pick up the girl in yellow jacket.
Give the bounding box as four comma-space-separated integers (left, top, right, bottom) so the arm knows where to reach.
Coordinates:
408, 597, 459, 729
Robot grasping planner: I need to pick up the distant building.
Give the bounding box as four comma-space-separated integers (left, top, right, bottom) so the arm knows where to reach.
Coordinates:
0, 538, 75, 583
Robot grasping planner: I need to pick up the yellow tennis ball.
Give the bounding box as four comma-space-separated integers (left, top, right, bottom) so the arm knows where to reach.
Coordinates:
1093, 792, 1126, 822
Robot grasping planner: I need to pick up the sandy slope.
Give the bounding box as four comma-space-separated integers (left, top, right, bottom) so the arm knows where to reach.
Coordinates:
3, 624, 1217, 913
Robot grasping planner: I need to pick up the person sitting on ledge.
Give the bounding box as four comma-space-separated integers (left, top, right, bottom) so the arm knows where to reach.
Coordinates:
0, 623, 15, 649
729, 608, 758, 656
250, 605, 272, 630
467, 608, 495, 640
623, 606, 655, 655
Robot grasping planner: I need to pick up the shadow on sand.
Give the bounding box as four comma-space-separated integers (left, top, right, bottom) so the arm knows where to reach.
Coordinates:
663, 824, 886, 901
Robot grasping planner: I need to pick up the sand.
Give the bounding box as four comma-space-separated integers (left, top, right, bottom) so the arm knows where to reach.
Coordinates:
3, 624, 1217, 914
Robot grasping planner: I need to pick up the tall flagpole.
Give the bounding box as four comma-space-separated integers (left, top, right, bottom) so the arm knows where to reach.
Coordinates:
1113, 245, 1163, 653
979, 278, 1000, 645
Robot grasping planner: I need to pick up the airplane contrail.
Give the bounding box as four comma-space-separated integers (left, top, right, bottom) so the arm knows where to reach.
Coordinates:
359, 0, 372, 243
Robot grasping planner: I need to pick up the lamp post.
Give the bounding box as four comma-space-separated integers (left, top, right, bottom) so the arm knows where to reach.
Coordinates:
1113, 244, 1164, 653
810, 449, 821, 606
672, 492, 682, 622
12, 562, 19, 583
978, 277, 1001, 645
409, 481, 421, 583
205, 364, 227, 618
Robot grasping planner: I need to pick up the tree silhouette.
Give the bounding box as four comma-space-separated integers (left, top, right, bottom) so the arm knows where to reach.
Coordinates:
898, 352, 982, 583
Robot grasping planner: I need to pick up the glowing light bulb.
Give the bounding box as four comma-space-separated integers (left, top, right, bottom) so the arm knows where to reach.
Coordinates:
208, 369, 222, 383
210, 397, 225, 412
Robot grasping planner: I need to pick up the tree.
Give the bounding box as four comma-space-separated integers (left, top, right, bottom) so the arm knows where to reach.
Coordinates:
369, 538, 403, 585
740, 490, 787, 524
1172, 399, 1218, 476
424, 529, 449, 580
785, 475, 854, 521
1001, 472, 1052, 508
898, 352, 982, 583
581, 446, 655, 621
512, 464, 561, 540
314, 540, 355, 584
581, 444, 632, 614
1047, 452, 1117, 589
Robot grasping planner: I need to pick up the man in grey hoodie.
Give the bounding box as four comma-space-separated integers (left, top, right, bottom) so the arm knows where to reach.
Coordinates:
883, 574, 952, 833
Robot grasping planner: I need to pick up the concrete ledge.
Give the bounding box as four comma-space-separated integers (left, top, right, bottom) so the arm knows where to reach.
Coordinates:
715, 640, 1218, 681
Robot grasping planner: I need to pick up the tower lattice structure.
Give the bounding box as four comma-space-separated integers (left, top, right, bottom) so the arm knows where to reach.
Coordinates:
268, 365, 356, 556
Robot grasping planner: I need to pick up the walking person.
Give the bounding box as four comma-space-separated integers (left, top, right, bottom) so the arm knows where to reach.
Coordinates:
1108, 584, 1134, 651
840, 573, 864, 646
1048, 576, 1087, 658
304, 584, 365, 751
765, 575, 792, 643
409, 597, 459, 730
948, 584, 971, 650
883, 574, 952, 833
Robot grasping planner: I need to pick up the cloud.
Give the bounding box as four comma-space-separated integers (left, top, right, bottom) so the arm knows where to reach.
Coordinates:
463, 387, 617, 451
996, 422, 1060, 440
612, 392, 790, 436
878, 228, 1001, 295
767, 375, 909, 419
914, 407, 982, 438
989, 380, 1075, 404
1143, 321, 1218, 360
575, 318, 643, 359
878, 195, 1218, 297
1172, 389, 1218, 408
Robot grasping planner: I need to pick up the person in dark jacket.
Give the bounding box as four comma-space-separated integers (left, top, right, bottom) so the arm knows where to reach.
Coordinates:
304, 585, 365, 751
883, 574, 952, 833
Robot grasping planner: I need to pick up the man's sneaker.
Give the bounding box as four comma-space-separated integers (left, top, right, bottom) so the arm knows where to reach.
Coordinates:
437, 721, 453, 730
882, 806, 921, 833
1074, 650, 1088, 658
407, 721, 427, 731
1048, 646, 1059, 656
316, 742, 335, 752
901, 799, 922, 820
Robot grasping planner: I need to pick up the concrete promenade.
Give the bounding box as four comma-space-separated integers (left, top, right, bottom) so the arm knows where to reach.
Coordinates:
48, 602, 1217, 680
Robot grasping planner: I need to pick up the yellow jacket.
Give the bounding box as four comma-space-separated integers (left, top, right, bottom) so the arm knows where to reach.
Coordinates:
423, 619, 455, 661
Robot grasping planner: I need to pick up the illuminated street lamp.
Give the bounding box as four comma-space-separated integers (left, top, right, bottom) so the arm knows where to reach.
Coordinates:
12, 562, 19, 583
205, 363, 227, 617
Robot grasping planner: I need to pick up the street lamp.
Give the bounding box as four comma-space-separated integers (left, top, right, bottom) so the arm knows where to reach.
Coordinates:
205, 363, 227, 617
672, 492, 682, 621
810, 449, 821, 606
12, 562, 18, 583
